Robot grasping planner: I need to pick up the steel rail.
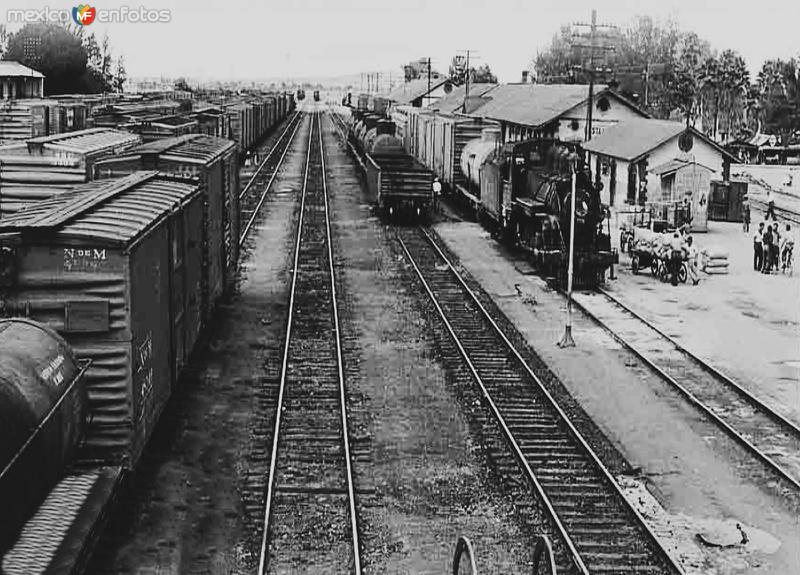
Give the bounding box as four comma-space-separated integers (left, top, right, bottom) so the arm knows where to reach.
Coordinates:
568, 287, 800, 492
399, 226, 685, 575
239, 115, 304, 246
257, 111, 314, 575
318, 111, 363, 575
240, 111, 302, 200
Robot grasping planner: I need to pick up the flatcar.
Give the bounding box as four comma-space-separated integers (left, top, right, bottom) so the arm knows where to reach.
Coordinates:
346, 110, 434, 219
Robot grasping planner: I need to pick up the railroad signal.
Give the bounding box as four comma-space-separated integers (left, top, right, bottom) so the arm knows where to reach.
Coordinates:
557, 158, 578, 349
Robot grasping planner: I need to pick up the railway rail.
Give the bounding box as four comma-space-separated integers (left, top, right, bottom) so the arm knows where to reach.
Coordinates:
239, 110, 304, 244
396, 226, 683, 575
571, 288, 800, 492
257, 111, 362, 574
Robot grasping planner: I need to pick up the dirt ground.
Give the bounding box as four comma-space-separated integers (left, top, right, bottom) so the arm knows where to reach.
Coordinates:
322, 114, 534, 574
433, 219, 800, 575
85, 115, 309, 574
607, 220, 800, 425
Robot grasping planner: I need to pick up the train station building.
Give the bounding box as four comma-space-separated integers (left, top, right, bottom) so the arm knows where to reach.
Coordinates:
0, 61, 45, 100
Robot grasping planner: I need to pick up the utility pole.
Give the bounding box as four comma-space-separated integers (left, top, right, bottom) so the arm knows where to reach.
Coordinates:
558, 9, 616, 349
427, 57, 431, 107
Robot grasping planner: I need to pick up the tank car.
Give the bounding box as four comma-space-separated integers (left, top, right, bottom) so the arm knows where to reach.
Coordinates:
0, 318, 89, 549
462, 137, 617, 288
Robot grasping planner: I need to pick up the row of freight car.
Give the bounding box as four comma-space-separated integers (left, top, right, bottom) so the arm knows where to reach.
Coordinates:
0, 114, 293, 563
0, 91, 294, 153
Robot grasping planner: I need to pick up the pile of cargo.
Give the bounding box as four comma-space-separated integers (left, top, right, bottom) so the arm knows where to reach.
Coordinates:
702, 248, 730, 275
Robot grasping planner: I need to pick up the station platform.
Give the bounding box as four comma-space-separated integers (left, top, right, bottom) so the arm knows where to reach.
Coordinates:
607, 219, 800, 426
2, 466, 123, 575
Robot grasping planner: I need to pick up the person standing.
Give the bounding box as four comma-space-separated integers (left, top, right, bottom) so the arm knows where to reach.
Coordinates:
432, 177, 442, 212
765, 189, 776, 220
762, 223, 773, 273
771, 222, 781, 271
753, 222, 764, 271
686, 236, 700, 285
742, 201, 751, 232
781, 224, 795, 271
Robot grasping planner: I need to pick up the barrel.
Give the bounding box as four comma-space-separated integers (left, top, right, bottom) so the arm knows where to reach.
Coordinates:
0, 318, 88, 548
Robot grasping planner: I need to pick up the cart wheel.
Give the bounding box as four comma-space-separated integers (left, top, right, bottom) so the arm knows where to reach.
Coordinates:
631, 255, 639, 274
650, 259, 659, 275
658, 262, 668, 282
679, 264, 688, 283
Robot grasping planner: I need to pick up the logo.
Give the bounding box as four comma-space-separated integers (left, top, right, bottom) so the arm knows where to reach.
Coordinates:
72, 4, 96, 25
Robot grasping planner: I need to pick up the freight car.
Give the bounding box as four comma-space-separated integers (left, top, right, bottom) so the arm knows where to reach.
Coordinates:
94, 134, 240, 300
0, 172, 207, 464
313, 90, 320, 102
464, 137, 617, 287
121, 114, 200, 143
347, 110, 434, 219
0, 128, 142, 218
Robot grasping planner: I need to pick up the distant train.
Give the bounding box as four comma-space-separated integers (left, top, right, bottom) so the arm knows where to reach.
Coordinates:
313, 90, 320, 102
346, 110, 434, 219
397, 109, 617, 287
297, 89, 306, 101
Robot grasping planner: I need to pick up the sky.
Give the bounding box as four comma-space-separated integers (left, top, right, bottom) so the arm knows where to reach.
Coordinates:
4, 0, 800, 83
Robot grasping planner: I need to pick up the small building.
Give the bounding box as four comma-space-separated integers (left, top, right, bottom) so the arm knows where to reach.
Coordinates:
583, 118, 738, 211
385, 76, 454, 108
0, 62, 44, 100
650, 159, 716, 232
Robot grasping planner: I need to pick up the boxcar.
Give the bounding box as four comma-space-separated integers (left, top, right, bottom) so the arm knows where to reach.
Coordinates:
0, 128, 142, 218
0, 172, 204, 465
94, 134, 240, 314
122, 115, 200, 143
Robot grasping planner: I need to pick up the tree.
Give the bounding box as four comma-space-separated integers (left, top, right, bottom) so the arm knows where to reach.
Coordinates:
403, 58, 429, 82
100, 32, 113, 89
3, 23, 87, 95
756, 58, 800, 143
698, 50, 749, 140
113, 56, 126, 93
0, 25, 9, 59
665, 32, 711, 127
472, 64, 497, 83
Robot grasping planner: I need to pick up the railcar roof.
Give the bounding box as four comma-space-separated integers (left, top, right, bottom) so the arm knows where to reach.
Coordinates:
0, 171, 199, 245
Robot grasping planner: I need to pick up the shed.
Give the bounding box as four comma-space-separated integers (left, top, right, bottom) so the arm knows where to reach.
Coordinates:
0, 128, 142, 218
650, 159, 714, 232
95, 134, 240, 311
0, 172, 204, 465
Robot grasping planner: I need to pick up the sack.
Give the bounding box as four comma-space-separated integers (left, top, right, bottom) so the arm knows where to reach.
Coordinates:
704, 267, 729, 275
704, 260, 730, 269
702, 248, 729, 259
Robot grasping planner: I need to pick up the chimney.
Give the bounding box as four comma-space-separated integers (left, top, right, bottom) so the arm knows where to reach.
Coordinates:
521, 71, 529, 83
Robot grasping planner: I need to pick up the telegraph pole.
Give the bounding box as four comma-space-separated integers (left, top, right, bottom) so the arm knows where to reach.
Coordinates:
558, 9, 616, 348
427, 57, 431, 106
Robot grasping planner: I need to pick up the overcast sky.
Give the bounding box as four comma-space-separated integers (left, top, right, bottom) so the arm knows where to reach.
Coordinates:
7, 0, 800, 82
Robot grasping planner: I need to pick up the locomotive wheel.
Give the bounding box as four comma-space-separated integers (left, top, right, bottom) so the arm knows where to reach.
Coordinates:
631, 255, 639, 274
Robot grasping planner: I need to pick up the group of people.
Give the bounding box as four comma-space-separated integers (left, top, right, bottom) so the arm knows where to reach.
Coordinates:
753, 221, 794, 273
662, 230, 701, 285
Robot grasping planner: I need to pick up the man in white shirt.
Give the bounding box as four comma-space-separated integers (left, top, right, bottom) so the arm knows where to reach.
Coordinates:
781, 224, 795, 271
686, 236, 700, 285
753, 222, 764, 271
432, 177, 442, 212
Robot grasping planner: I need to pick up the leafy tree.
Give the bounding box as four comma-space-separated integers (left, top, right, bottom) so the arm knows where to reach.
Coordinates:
100, 33, 113, 89
0, 25, 9, 59
756, 58, 800, 143
472, 64, 497, 83
3, 23, 87, 95
698, 50, 749, 140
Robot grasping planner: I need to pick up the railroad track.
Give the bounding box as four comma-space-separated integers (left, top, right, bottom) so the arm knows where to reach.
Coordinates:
396, 226, 683, 575
239, 111, 305, 244
257, 111, 362, 574
571, 288, 800, 492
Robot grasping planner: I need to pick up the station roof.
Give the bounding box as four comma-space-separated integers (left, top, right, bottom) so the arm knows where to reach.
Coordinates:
385, 76, 450, 104
584, 118, 738, 163
446, 84, 649, 129
428, 83, 498, 113
0, 61, 44, 79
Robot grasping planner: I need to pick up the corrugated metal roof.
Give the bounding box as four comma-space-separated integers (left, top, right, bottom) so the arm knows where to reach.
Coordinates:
23, 128, 141, 155
385, 77, 450, 104
0, 61, 44, 78
0, 171, 198, 244
429, 83, 499, 113
583, 118, 687, 161
463, 84, 616, 127
104, 134, 235, 164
